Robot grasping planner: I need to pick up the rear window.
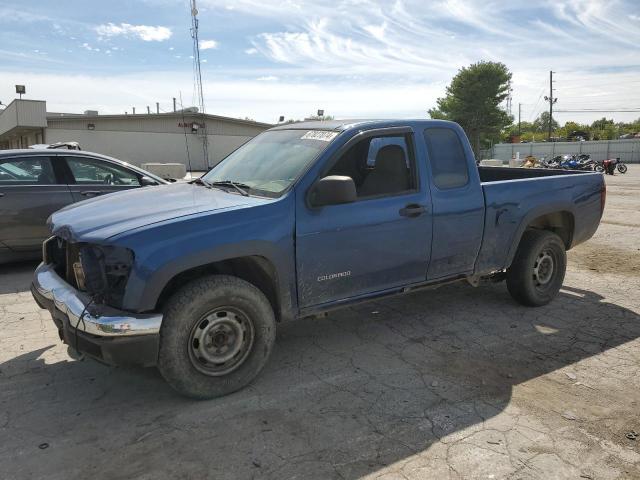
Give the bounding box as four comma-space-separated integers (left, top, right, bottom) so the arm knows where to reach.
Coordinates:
0, 156, 56, 185
424, 128, 469, 189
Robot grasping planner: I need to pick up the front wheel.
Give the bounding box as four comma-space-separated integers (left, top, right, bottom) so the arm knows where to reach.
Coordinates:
617, 163, 627, 174
158, 275, 276, 399
506, 230, 567, 307
594, 164, 604, 173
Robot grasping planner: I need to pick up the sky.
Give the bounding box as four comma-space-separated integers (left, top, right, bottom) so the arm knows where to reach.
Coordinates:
0, 0, 639, 125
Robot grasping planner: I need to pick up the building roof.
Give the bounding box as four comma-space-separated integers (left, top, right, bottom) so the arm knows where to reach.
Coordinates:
46, 111, 273, 129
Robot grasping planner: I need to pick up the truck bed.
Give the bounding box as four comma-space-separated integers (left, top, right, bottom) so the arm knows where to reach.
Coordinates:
474, 167, 604, 275
478, 166, 593, 182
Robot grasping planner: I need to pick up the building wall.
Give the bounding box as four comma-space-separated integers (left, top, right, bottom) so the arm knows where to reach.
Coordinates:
45, 128, 253, 170
45, 113, 269, 170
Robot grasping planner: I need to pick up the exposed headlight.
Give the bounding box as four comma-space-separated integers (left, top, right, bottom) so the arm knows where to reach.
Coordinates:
79, 245, 134, 308
73, 261, 86, 291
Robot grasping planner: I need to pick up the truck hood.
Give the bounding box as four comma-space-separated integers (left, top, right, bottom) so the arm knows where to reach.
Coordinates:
49, 183, 268, 241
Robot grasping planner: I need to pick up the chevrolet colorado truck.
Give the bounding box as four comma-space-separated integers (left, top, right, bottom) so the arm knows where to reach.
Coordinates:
31, 120, 605, 398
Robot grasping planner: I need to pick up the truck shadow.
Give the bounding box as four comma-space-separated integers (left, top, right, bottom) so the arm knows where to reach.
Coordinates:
1, 280, 639, 479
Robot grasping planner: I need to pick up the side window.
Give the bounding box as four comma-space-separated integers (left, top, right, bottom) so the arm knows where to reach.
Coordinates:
326, 134, 415, 198
0, 157, 57, 185
423, 128, 469, 189
65, 157, 141, 186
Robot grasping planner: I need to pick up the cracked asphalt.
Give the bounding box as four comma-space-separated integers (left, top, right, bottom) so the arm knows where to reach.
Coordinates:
1, 167, 639, 480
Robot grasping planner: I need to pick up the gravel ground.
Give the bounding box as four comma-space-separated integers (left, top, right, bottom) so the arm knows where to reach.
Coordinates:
1, 167, 639, 480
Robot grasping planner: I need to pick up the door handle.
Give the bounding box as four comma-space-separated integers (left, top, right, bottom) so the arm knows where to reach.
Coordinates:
80, 190, 102, 196
399, 204, 426, 218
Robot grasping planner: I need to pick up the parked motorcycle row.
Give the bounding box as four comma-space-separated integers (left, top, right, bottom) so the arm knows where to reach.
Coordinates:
523, 154, 628, 174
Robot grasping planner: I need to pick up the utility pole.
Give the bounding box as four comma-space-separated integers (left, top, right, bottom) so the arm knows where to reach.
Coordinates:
518, 103, 522, 136
544, 70, 557, 141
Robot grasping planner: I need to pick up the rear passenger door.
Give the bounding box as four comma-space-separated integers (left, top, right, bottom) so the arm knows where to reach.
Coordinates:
61, 155, 141, 201
423, 127, 485, 279
0, 155, 74, 251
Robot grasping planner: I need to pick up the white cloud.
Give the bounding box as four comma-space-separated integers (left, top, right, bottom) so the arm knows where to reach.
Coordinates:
256, 75, 278, 81
363, 22, 387, 41
245, 47, 258, 55
95, 22, 172, 41
199, 39, 218, 50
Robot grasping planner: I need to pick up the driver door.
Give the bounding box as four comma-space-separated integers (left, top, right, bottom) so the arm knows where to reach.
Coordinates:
60, 155, 141, 201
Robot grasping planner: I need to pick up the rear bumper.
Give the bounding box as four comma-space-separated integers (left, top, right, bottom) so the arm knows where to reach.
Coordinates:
31, 263, 161, 367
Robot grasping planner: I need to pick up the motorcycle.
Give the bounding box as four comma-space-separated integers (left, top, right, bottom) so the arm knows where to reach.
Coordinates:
595, 158, 628, 175
575, 154, 597, 171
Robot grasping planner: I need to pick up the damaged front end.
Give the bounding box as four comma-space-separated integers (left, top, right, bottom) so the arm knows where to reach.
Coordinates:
34, 235, 161, 367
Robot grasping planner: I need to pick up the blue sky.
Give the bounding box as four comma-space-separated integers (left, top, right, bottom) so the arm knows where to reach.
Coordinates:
0, 0, 639, 124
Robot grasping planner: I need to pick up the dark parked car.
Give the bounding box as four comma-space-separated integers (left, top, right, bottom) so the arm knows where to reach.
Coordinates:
0, 149, 167, 263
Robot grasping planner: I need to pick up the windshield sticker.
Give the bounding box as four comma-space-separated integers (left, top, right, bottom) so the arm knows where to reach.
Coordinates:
301, 131, 338, 142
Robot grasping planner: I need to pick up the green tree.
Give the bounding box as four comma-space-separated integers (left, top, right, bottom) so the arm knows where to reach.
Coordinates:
532, 112, 559, 134
428, 61, 513, 157
591, 117, 614, 130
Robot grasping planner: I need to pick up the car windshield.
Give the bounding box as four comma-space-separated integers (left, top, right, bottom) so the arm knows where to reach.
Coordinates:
202, 129, 338, 197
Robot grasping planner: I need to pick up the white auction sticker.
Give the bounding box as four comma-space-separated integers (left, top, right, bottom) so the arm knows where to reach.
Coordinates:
301, 130, 338, 142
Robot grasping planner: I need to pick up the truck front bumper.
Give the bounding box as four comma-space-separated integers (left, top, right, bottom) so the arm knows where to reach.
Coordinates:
31, 263, 162, 367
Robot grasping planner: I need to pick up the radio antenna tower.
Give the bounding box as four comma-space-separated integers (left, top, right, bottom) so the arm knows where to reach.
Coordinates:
190, 0, 210, 169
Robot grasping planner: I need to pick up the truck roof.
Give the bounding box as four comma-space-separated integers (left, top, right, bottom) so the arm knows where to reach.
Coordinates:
269, 119, 458, 132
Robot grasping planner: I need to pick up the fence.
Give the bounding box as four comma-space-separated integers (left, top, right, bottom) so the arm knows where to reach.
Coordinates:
486, 139, 640, 163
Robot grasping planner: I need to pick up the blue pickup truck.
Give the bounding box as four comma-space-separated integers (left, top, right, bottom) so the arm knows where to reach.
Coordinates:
31, 120, 605, 398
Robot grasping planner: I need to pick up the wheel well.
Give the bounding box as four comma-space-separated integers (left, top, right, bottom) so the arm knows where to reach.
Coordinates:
155, 256, 281, 320
525, 211, 574, 249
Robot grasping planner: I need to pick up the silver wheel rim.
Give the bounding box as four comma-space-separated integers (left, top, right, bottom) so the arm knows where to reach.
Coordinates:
188, 307, 255, 376
533, 250, 554, 287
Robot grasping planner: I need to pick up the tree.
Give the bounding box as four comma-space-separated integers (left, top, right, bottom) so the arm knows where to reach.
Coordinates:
532, 112, 559, 134
428, 61, 513, 157
591, 117, 614, 130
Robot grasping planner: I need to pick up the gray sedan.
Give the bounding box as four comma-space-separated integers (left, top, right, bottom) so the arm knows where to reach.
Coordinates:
0, 149, 167, 263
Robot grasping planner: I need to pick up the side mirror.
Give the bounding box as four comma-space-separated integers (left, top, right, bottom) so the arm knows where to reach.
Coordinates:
140, 176, 159, 186
309, 175, 357, 207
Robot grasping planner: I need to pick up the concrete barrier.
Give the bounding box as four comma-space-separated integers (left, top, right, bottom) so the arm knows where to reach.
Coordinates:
479, 159, 504, 167
141, 163, 187, 180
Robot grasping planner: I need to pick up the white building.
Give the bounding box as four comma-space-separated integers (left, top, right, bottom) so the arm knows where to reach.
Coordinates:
0, 99, 271, 170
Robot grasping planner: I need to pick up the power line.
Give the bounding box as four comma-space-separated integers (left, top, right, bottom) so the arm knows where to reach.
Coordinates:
555, 109, 640, 113
527, 86, 547, 122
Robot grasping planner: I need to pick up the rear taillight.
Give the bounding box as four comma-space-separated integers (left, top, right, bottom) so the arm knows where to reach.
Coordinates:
600, 181, 606, 215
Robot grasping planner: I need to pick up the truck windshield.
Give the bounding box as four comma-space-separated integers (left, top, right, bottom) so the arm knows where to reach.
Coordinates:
202, 129, 337, 197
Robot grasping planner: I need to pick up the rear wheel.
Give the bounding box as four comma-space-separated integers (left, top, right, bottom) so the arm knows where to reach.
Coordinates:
158, 275, 276, 399
594, 164, 604, 173
506, 230, 566, 307
617, 163, 627, 174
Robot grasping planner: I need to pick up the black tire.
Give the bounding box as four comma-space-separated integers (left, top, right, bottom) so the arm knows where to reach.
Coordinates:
506, 230, 566, 307
158, 275, 276, 399
617, 163, 627, 174
594, 164, 604, 173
